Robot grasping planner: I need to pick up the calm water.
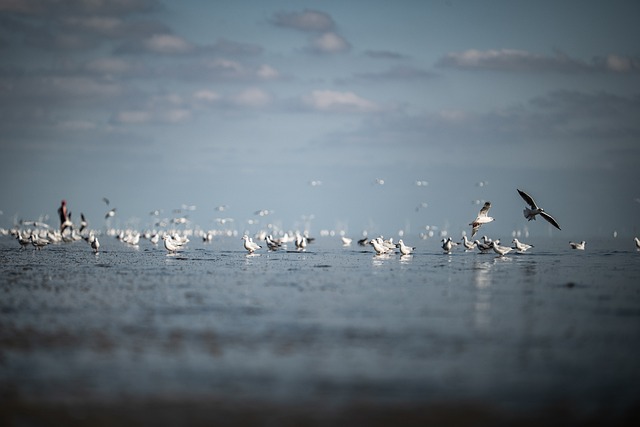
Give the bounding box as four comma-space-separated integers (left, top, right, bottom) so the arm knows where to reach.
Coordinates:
1, 234, 639, 416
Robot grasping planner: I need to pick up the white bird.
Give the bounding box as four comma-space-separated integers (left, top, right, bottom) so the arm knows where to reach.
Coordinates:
150, 233, 160, 245
370, 237, 391, 255
569, 241, 586, 250
295, 232, 307, 251
469, 202, 494, 238
242, 234, 261, 254
30, 233, 49, 250
491, 240, 513, 257
441, 237, 458, 253
16, 231, 31, 249
635, 237, 640, 251
460, 235, 476, 251
105, 208, 116, 220
517, 189, 561, 230
87, 233, 100, 253
163, 234, 184, 253
341, 236, 352, 246
512, 238, 534, 253
396, 239, 415, 256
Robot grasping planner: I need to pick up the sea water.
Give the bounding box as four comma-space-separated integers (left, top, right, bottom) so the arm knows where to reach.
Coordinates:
1, 234, 639, 415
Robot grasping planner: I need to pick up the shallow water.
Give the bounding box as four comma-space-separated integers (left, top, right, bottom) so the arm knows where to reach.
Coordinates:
1, 234, 639, 416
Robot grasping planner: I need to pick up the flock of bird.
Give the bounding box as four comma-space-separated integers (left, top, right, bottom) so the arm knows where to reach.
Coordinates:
4, 189, 640, 255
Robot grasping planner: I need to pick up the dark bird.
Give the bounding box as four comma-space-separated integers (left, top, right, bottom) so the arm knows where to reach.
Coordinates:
517, 189, 561, 230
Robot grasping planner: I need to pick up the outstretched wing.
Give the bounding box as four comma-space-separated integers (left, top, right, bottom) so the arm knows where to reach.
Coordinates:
478, 201, 491, 217
540, 211, 561, 230
517, 189, 538, 209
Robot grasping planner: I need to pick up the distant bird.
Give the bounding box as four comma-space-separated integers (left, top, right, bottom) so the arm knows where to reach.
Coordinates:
635, 237, 640, 251
105, 208, 116, 220
86, 233, 99, 253
102, 197, 110, 206
242, 235, 261, 254
79, 213, 88, 233
163, 234, 185, 253
441, 237, 458, 253
491, 240, 513, 257
512, 238, 534, 253
357, 237, 369, 246
469, 202, 494, 238
461, 235, 476, 251
30, 233, 49, 250
517, 189, 561, 230
475, 239, 493, 253
16, 231, 31, 249
295, 232, 307, 251
370, 237, 391, 255
570, 241, 586, 250
264, 235, 280, 251
396, 239, 415, 256
341, 236, 352, 246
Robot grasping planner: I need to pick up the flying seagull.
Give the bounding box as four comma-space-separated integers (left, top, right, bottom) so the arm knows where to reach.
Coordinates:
517, 189, 561, 230
469, 201, 494, 238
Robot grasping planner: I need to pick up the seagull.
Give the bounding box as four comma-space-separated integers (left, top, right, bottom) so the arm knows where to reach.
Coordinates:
264, 235, 280, 251
105, 208, 116, 220
163, 234, 185, 253
242, 234, 261, 254
30, 233, 49, 250
475, 239, 493, 253
460, 235, 476, 251
441, 237, 458, 254
370, 237, 391, 255
635, 237, 640, 251
569, 241, 586, 250
86, 233, 100, 253
517, 189, 561, 230
491, 240, 513, 257
79, 213, 88, 233
341, 236, 352, 246
469, 202, 494, 238
295, 232, 307, 251
396, 239, 415, 256
16, 231, 31, 249
512, 238, 534, 253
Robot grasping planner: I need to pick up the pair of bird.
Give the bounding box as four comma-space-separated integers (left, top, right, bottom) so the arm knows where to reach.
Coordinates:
469, 189, 561, 238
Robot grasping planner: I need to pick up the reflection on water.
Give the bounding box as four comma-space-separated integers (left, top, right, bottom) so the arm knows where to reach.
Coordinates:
472, 260, 493, 330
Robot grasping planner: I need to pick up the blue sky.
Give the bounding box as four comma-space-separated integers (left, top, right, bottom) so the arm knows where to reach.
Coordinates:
1, 0, 639, 238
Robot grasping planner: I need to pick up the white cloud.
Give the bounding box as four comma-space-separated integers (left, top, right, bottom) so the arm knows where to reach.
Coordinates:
303, 90, 380, 113
437, 49, 640, 74
309, 32, 350, 54
271, 9, 334, 32
192, 89, 221, 103
256, 64, 280, 80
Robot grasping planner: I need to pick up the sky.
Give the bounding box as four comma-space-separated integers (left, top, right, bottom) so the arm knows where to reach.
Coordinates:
1, 0, 639, 239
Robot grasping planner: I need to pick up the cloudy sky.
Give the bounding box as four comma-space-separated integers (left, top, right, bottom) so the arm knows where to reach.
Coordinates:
1, 0, 639, 238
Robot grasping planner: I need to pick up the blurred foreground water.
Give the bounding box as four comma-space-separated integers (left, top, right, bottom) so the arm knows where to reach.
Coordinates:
1, 235, 639, 425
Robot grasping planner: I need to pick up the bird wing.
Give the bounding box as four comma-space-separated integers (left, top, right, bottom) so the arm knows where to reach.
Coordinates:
471, 223, 480, 237
478, 201, 491, 217
517, 189, 538, 209
540, 211, 561, 230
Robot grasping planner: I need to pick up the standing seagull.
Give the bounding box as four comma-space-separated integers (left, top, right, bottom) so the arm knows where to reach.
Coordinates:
396, 239, 415, 256
242, 235, 261, 254
469, 202, 494, 238
569, 241, 586, 250
517, 189, 561, 230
